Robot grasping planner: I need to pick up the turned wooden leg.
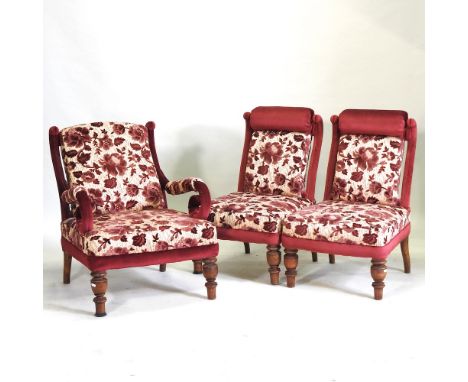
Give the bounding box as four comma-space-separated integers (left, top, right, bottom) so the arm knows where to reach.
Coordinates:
193, 260, 203, 274
202, 257, 218, 300
284, 249, 298, 288
329, 254, 336, 264
266, 245, 281, 285
63, 252, 72, 284
90, 271, 108, 317
400, 237, 411, 274
244, 242, 251, 254
370, 259, 387, 300
311, 252, 318, 262
159, 264, 167, 272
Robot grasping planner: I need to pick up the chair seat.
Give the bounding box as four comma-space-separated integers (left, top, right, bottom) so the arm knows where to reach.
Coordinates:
61, 208, 217, 257
282, 200, 409, 246
209, 192, 312, 234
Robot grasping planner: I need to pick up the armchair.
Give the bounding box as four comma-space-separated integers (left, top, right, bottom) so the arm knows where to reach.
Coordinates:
49, 121, 218, 316
282, 109, 417, 299
207, 106, 323, 284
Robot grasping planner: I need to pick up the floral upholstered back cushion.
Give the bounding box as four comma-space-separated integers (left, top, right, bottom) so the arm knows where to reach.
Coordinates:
243, 130, 311, 197
60, 122, 165, 215
331, 134, 404, 206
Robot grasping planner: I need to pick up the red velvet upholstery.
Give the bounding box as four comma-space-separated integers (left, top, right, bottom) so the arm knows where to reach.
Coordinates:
338, 109, 408, 138
238, 106, 322, 202
49, 121, 219, 315
249, 106, 314, 133
210, 106, 322, 274
62, 238, 219, 272
281, 109, 418, 298
288, 109, 417, 254
282, 224, 410, 260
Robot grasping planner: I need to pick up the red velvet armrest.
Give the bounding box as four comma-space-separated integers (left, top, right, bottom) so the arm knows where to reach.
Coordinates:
60, 186, 94, 233
165, 177, 211, 220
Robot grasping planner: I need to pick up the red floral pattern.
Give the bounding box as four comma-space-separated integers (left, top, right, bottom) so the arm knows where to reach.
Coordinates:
209, 192, 312, 234
282, 200, 409, 246
331, 135, 404, 205
61, 208, 217, 256
60, 122, 165, 215
61, 185, 87, 205
243, 131, 311, 197
165, 177, 202, 195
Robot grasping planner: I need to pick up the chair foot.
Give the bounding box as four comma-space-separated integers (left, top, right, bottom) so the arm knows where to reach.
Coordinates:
370, 259, 387, 300
400, 237, 411, 273
266, 245, 281, 285
284, 249, 298, 288
311, 252, 318, 262
202, 257, 218, 300
90, 271, 108, 317
193, 260, 203, 274
244, 242, 250, 254
63, 252, 72, 284
159, 264, 167, 272
329, 254, 335, 264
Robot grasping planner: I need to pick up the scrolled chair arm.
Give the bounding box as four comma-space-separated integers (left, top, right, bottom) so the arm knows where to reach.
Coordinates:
60, 186, 94, 234
164, 177, 211, 220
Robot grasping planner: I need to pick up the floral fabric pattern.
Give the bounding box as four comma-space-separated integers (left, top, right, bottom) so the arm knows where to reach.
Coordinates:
282, 200, 409, 246
61, 186, 87, 205
165, 177, 203, 195
331, 134, 404, 206
243, 131, 311, 197
209, 192, 312, 234
61, 208, 217, 257
60, 122, 165, 215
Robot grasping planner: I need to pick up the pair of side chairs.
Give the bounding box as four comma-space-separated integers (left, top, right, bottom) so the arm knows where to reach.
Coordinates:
49, 107, 417, 316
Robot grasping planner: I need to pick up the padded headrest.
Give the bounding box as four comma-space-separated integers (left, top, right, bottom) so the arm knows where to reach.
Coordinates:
249, 106, 314, 133
339, 109, 408, 138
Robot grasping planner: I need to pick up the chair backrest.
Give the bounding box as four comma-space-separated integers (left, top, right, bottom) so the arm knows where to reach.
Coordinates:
237, 106, 323, 201
324, 109, 417, 209
49, 121, 169, 218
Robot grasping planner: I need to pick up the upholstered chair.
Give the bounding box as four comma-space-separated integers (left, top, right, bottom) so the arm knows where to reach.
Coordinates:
205, 106, 323, 284
282, 109, 417, 299
49, 121, 219, 316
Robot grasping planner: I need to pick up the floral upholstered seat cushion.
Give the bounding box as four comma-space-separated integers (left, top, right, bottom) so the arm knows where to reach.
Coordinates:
243, 130, 311, 197
331, 134, 404, 206
60, 122, 165, 215
282, 200, 409, 246
208, 192, 312, 234
61, 209, 217, 256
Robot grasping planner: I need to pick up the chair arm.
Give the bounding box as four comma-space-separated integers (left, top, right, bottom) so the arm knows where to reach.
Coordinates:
165, 177, 211, 220
60, 186, 94, 233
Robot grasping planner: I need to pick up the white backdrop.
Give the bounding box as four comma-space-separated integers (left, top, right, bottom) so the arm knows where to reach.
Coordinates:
44, 0, 424, 248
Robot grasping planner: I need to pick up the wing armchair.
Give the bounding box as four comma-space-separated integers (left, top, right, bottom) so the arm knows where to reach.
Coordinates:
206, 106, 323, 284
282, 109, 417, 299
49, 121, 219, 316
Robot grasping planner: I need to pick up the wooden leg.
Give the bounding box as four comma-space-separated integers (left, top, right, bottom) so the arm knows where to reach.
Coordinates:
284, 249, 298, 288
159, 264, 167, 272
244, 242, 251, 254
400, 237, 411, 274
266, 245, 281, 285
202, 257, 218, 300
63, 252, 72, 284
329, 254, 336, 264
193, 260, 203, 274
90, 271, 108, 317
311, 252, 318, 262
370, 259, 387, 300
